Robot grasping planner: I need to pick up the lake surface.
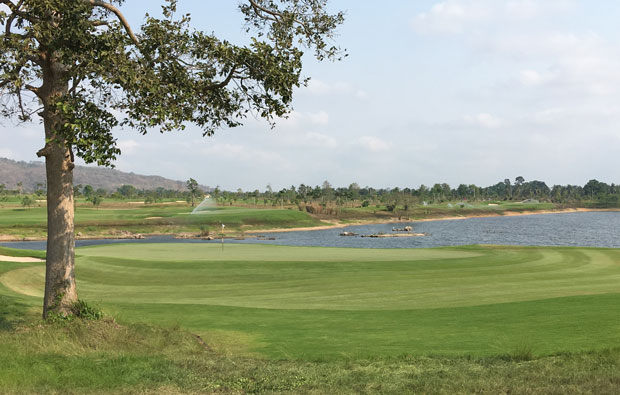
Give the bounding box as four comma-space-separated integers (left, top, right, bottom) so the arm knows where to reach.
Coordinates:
2, 212, 620, 251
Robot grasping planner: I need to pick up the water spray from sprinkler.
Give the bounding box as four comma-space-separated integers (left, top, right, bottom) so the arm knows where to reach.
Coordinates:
191, 194, 216, 215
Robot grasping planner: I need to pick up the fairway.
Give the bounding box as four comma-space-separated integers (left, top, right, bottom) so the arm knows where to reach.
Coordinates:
2, 244, 620, 359
0, 203, 324, 239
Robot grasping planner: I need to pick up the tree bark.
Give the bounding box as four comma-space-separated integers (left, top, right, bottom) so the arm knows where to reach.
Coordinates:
38, 56, 77, 319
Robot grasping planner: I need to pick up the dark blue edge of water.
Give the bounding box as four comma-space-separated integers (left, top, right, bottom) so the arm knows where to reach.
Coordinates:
2, 211, 620, 251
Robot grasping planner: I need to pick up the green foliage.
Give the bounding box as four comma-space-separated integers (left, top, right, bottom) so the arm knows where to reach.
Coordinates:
90, 195, 103, 208
47, 299, 104, 323
71, 299, 104, 321
0, 0, 344, 167
199, 225, 210, 237
20, 196, 33, 208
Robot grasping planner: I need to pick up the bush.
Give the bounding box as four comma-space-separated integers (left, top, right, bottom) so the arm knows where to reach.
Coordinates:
48, 300, 104, 322
72, 300, 104, 320
21, 196, 34, 207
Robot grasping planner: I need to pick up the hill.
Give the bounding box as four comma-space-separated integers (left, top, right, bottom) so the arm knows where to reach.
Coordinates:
0, 157, 208, 192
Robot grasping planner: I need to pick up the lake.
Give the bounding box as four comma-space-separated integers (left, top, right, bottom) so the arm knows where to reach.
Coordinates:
2, 211, 620, 250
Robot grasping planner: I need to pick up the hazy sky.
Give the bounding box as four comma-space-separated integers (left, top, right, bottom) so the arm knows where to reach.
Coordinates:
2, 0, 620, 191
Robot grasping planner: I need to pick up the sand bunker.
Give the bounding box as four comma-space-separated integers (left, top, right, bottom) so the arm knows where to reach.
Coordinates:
0, 255, 45, 263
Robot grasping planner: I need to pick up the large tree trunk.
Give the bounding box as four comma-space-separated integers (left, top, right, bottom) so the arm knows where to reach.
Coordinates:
42, 137, 77, 318
38, 56, 77, 319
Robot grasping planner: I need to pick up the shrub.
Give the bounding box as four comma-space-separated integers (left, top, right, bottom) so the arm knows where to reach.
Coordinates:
21, 196, 34, 207
72, 300, 104, 320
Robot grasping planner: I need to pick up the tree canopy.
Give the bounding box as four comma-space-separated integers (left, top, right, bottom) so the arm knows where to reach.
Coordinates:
0, 0, 345, 165
0, 0, 344, 317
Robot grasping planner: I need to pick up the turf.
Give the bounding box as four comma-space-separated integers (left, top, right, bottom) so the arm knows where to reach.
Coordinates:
0, 204, 323, 238
2, 244, 620, 360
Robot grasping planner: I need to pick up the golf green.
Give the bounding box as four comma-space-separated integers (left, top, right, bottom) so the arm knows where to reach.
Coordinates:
2, 244, 620, 359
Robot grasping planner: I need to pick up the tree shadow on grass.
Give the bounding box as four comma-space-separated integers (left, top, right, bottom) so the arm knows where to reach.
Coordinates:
0, 294, 30, 331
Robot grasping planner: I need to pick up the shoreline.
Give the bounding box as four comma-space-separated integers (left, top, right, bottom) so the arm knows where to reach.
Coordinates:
245, 208, 616, 233
0, 208, 617, 242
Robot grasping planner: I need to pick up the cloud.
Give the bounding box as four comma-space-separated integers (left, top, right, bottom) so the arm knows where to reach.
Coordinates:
305, 79, 369, 100
117, 139, 140, 154
358, 136, 392, 152
412, 1, 490, 34
0, 148, 15, 159
506, 0, 575, 19
488, 32, 620, 98
280, 110, 330, 128
307, 111, 329, 126
200, 143, 288, 168
355, 90, 369, 100
519, 69, 546, 87
464, 113, 503, 129
412, 0, 576, 34
305, 132, 338, 149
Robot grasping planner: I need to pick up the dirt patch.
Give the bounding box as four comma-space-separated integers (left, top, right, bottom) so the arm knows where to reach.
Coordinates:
0, 255, 44, 263
145, 217, 163, 220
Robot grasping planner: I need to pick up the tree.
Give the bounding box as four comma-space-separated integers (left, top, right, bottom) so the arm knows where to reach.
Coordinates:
0, 0, 344, 318
504, 178, 512, 199
514, 176, 524, 199
90, 194, 102, 208
117, 184, 137, 199
186, 178, 200, 207
82, 185, 94, 200
21, 195, 34, 207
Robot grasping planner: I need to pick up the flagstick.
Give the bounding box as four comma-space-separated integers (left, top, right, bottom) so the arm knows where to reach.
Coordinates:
221, 223, 225, 251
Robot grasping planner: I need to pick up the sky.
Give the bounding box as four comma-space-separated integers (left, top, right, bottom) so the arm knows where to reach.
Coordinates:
2, 0, 620, 191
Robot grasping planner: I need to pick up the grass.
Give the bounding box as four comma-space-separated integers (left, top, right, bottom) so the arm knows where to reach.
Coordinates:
2, 244, 620, 393
2, 244, 620, 360
2, 313, 620, 394
0, 203, 323, 238
0, 197, 571, 240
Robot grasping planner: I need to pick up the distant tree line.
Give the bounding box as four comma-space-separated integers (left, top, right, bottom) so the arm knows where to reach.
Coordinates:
2, 177, 620, 209
209, 177, 620, 211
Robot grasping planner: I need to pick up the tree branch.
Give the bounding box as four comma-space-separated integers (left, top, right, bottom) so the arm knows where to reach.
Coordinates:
25, 84, 41, 98
83, 0, 139, 46
205, 66, 237, 91
0, 0, 33, 23
4, 0, 25, 32
247, 0, 314, 39
248, 0, 281, 21
36, 143, 52, 158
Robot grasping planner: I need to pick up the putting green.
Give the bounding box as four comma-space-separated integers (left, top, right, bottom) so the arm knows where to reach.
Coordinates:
2, 243, 620, 359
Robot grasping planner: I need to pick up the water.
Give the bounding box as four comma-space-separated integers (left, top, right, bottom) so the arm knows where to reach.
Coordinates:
2, 211, 620, 250
190, 195, 216, 214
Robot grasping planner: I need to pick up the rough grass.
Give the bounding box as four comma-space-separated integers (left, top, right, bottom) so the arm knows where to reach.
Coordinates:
1, 304, 620, 394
